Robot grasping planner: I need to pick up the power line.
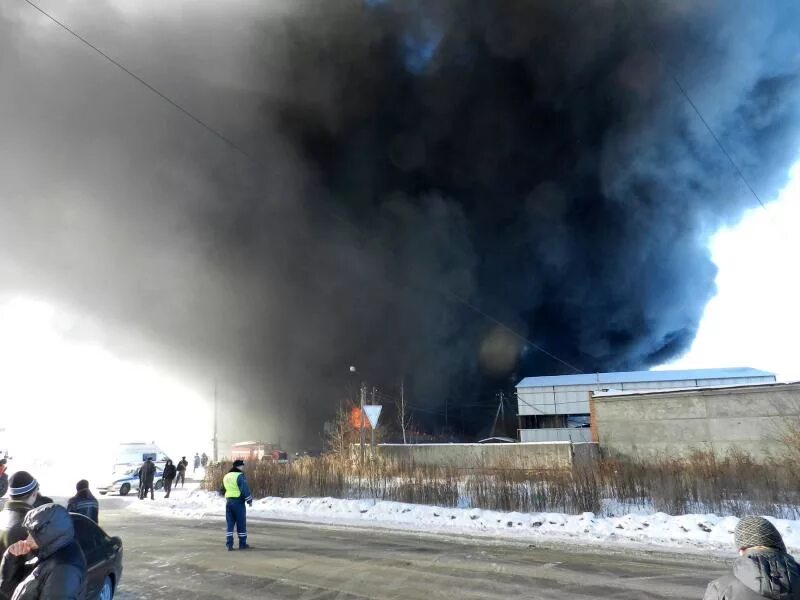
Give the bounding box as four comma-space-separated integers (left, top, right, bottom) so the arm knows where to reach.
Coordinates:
667, 74, 767, 211
617, 0, 769, 213
21, 0, 244, 156
21, 0, 583, 376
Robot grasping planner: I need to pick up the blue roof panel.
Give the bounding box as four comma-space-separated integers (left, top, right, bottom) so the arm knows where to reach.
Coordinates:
517, 367, 775, 389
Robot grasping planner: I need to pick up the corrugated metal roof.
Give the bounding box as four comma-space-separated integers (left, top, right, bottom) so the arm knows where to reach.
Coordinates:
591, 381, 791, 397
517, 367, 775, 389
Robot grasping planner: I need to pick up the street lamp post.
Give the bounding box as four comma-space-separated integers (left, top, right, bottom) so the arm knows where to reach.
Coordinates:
349, 366, 365, 467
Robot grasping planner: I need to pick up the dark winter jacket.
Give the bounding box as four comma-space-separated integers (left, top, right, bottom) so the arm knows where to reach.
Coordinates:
0, 504, 87, 600
176, 460, 187, 473
162, 464, 177, 481
0, 502, 32, 558
704, 548, 800, 600
29, 498, 52, 510
66, 490, 98, 524
139, 460, 157, 486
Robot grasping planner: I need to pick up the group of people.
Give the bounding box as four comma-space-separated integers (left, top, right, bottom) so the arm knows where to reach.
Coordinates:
137, 454, 199, 500
0, 471, 99, 599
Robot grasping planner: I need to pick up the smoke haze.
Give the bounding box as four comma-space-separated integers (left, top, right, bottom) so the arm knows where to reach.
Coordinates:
1, 0, 799, 442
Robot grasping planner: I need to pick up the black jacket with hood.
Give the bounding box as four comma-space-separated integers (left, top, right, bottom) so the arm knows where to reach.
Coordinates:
704, 548, 800, 600
0, 503, 87, 600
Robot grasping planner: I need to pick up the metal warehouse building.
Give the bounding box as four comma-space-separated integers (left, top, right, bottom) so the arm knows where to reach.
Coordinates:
516, 367, 776, 442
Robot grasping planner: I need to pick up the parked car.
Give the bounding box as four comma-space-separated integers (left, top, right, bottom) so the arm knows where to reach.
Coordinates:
97, 467, 164, 496
71, 513, 123, 600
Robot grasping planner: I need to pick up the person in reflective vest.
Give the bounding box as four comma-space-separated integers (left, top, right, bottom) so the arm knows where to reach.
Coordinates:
219, 459, 252, 550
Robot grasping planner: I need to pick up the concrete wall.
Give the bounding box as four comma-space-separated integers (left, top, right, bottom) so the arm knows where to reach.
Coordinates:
378, 441, 581, 470
593, 383, 800, 459
519, 428, 592, 443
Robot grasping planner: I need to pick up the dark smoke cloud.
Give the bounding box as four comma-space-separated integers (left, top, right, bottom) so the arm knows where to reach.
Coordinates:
1, 0, 799, 442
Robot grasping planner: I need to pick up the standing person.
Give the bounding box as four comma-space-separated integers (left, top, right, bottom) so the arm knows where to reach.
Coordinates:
162, 459, 177, 498
0, 472, 39, 556
138, 457, 157, 501
201, 453, 208, 468
704, 515, 800, 599
175, 457, 187, 488
0, 503, 87, 600
193, 453, 201, 473
219, 460, 252, 551
0, 460, 7, 498
67, 480, 98, 523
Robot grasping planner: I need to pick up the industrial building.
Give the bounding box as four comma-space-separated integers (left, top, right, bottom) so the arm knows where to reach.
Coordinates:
592, 381, 800, 459
516, 367, 776, 442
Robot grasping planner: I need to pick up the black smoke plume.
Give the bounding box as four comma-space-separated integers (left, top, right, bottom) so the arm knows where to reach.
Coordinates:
1, 1, 799, 443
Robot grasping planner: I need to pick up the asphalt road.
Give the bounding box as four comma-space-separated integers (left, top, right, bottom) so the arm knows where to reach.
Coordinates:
96, 499, 729, 600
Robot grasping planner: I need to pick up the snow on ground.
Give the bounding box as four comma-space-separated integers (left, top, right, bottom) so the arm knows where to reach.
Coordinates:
128, 491, 800, 554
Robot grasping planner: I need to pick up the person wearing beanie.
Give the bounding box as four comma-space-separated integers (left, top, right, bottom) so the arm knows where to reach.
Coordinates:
67, 479, 99, 523
218, 459, 252, 551
0, 472, 39, 557
704, 516, 800, 599
0, 503, 86, 600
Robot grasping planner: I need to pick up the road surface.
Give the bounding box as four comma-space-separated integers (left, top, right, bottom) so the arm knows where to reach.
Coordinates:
97, 499, 728, 599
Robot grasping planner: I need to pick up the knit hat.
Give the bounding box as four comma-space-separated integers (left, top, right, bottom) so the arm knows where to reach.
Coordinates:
232, 459, 245, 469
9, 471, 39, 498
76, 480, 89, 492
734, 516, 786, 552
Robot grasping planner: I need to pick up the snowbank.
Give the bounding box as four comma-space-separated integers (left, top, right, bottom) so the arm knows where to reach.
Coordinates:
128, 491, 800, 553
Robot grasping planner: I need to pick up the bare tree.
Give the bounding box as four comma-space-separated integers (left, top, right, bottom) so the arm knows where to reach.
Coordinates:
397, 378, 412, 444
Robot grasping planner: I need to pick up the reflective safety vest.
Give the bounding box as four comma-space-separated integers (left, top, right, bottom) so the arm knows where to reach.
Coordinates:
223, 472, 242, 499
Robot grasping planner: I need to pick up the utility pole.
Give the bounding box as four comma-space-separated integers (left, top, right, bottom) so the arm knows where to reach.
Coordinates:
370, 386, 377, 447
359, 382, 366, 466
400, 377, 407, 445
491, 391, 505, 438
212, 380, 219, 463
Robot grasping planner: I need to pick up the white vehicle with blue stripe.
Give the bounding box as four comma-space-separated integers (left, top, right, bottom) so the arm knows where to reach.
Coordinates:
98, 466, 165, 496
98, 443, 168, 496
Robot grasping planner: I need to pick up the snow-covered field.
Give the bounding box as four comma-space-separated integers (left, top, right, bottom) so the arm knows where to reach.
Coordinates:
128, 490, 800, 554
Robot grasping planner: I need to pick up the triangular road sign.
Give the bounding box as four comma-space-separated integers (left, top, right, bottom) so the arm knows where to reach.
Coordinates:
363, 405, 382, 429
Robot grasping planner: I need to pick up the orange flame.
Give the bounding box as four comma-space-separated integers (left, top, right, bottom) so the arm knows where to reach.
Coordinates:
349, 406, 372, 430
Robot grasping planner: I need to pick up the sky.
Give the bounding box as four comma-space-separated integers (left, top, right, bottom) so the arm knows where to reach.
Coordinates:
661, 162, 800, 382
0, 295, 213, 484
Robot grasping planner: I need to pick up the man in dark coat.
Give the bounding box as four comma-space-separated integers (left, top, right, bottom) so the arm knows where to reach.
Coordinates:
161, 460, 177, 498
138, 457, 157, 500
0, 472, 39, 557
67, 480, 99, 523
704, 515, 800, 600
175, 457, 187, 488
0, 503, 86, 600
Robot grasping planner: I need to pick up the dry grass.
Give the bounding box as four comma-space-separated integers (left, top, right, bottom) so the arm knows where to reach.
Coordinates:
204, 449, 800, 518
